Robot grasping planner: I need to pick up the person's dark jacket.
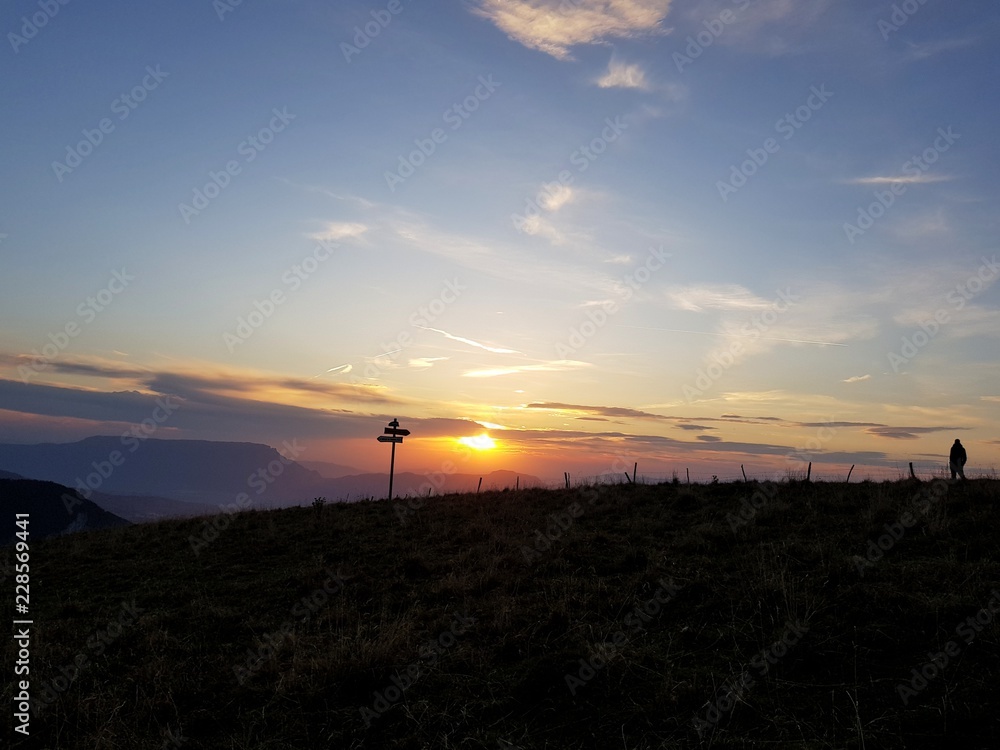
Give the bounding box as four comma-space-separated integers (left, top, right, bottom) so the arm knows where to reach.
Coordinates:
950, 442, 967, 466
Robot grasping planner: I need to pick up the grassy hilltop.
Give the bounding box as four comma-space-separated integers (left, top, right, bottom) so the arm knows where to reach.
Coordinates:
5, 478, 1000, 749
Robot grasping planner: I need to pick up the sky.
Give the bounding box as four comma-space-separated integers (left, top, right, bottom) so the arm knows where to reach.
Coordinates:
1, 0, 999, 484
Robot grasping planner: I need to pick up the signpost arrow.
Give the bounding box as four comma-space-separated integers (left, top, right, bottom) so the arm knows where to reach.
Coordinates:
376, 419, 408, 500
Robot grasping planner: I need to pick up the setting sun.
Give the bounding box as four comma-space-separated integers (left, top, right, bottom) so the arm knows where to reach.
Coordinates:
458, 434, 496, 451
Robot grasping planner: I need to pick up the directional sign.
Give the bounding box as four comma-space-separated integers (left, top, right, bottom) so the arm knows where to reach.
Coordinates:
378, 419, 408, 500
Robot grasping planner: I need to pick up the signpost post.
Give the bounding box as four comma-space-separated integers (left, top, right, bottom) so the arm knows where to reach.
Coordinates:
376, 418, 410, 500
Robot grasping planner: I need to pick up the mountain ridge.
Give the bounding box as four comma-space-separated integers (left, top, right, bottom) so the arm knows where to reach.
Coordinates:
0, 478, 129, 543
0, 437, 544, 514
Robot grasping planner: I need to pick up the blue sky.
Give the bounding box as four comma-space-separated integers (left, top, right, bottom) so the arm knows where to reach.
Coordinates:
1, 0, 998, 481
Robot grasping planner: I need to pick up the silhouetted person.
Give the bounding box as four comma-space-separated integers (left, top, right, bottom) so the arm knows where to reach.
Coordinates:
949, 439, 967, 480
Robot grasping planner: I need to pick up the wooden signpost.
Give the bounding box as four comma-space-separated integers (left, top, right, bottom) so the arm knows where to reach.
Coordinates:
376, 418, 409, 500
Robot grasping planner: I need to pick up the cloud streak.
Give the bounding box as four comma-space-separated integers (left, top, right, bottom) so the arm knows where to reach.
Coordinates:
846, 175, 954, 186
463, 360, 590, 378
414, 326, 521, 354
308, 221, 368, 242
596, 59, 650, 90
471, 0, 672, 60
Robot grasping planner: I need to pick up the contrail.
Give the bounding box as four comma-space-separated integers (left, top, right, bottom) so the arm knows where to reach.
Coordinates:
414, 325, 521, 354
612, 324, 848, 347
309, 363, 353, 380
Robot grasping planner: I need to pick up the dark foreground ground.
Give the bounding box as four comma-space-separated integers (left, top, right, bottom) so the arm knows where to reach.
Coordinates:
4, 477, 1000, 749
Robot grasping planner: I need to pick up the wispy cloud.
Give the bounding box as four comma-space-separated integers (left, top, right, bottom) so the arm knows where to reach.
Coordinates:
526, 401, 669, 420
689, 0, 831, 57
414, 326, 521, 354
308, 221, 368, 242
665, 284, 774, 312
596, 59, 651, 90
4, 355, 400, 406
471, 0, 673, 60
540, 183, 574, 211
463, 360, 590, 378
520, 214, 568, 244
605, 254, 633, 265
314, 364, 352, 378
843, 374, 871, 383
390, 217, 625, 296
846, 174, 955, 186
904, 37, 977, 61
866, 425, 969, 440
409, 357, 448, 369
526, 402, 889, 431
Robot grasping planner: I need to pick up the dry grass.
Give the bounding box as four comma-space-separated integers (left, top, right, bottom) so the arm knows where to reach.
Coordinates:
4, 478, 1000, 748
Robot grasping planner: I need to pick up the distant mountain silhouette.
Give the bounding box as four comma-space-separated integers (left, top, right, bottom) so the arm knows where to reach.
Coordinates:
0, 437, 322, 506
298, 460, 364, 478
0, 437, 545, 516
0, 469, 24, 480
1, 478, 129, 544
87, 490, 217, 523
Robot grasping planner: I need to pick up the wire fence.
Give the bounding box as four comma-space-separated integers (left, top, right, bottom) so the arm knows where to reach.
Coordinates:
529, 461, 996, 490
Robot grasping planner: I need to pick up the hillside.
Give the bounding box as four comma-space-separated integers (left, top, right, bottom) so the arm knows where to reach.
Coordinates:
86, 490, 218, 524
0, 479, 129, 544
4, 478, 1000, 748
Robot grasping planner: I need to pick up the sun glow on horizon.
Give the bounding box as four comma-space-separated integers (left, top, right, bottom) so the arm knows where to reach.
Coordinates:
458, 434, 496, 451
